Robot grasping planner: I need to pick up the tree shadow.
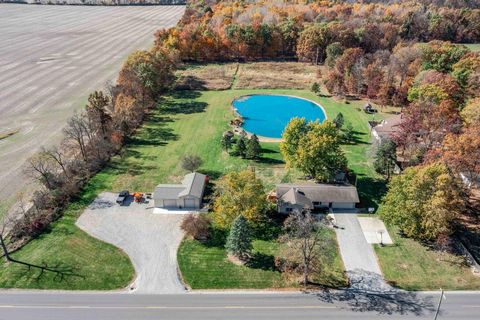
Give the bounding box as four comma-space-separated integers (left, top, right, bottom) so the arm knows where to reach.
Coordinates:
203, 227, 228, 248
9, 259, 84, 283
311, 270, 435, 316
166, 90, 203, 100
175, 76, 208, 91
246, 252, 278, 271
356, 175, 387, 210
158, 100, 208, 115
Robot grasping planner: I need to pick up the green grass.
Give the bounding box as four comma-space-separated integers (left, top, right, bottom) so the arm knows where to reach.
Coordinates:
463, 43, 480, 52
375, 227, 480, 290
178, 227, 347, 289
0, 87, 386, 290
0, 181, 134, 290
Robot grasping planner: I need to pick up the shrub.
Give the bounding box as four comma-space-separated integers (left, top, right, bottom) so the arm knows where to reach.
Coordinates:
181, 213, 211, 241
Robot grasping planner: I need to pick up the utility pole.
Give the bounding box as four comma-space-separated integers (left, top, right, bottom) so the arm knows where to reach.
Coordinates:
434, 289, 445, 320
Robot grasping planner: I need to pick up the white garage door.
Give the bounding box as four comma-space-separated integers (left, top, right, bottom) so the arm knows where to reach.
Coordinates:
163, 199, 177, 208
184, 199, 196, 208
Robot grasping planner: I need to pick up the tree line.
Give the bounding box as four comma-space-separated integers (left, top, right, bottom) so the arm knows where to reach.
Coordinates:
3, 48, 176, 250
154, 0, 480, 62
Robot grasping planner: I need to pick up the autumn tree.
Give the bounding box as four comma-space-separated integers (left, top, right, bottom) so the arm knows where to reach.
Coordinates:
85, 91, 111, 138
379, 163, 464, 241
325, 42, 344, 68
438, 126, 480, 187
295, 121, 347, 182
280, 117, 309, 167
296, 23, 332, 64
181, 213, 211, 241
420, 41, 469, 73
213, 170, 268, 228
460, 98, 480, 127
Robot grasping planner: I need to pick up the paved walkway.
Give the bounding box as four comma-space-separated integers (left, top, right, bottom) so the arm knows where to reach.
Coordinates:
333, 213, 392, 292
76, 192, 186, 294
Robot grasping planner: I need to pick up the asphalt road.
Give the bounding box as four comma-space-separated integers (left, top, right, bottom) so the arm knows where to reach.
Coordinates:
0, 291, 478, 319
0, 4, 184, 203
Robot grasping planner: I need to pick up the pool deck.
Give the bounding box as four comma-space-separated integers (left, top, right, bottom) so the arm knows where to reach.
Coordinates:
232, 126, 283, 143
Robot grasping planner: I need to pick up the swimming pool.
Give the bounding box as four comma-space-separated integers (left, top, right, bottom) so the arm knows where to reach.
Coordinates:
232, 94, 326, 138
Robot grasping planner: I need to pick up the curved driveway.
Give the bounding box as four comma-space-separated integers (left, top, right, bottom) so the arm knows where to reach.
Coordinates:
76, 193, 186, 293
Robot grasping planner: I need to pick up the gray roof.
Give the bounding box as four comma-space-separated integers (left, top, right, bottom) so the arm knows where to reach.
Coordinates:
276, 183, 359, 203
154, 172, 207, 200
373, 114, 403, 139
280, 188, 313, 208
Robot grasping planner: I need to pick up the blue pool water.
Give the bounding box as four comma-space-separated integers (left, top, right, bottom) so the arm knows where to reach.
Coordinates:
233, 95, 326, 138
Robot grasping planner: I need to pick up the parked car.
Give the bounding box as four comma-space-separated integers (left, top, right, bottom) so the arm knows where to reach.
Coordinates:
364, 103, 378, 114
116, 190, 130, 205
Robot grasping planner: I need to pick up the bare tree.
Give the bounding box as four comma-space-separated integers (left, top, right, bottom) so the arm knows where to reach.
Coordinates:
24, 152, 60, 190
63, 112, 90, 162
42, 146, 69, 178
281, 210, 326, 286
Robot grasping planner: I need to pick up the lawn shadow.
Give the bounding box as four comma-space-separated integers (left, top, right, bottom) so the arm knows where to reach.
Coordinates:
204, 228, 228, 248
174, 76, 208, 91
167, 90, 203, 100
246, 252, 278, 271
356, 175, 387, 210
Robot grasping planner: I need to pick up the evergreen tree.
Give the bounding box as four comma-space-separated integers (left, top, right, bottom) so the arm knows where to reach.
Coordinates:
342, 122, 355, 143
311, 82, 320, 95
333, 112, 344, 129
246, 134, 262, 159
225, 215, 252, 261
374, 138, 397, 180
221, 134, 232, 151
234, 136, 247, 158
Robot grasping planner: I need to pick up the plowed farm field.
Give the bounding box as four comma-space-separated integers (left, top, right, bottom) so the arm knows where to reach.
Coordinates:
0, 4, 184, 203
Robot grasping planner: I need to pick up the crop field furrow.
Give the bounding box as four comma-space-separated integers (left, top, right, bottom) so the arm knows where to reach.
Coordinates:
0, 7, 170, 112
0, 4, 185, 200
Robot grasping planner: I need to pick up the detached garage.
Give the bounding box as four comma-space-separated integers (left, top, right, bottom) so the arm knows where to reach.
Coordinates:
153, 172, 207, 210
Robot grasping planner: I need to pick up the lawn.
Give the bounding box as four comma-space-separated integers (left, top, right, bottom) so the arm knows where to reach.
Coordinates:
463, 43, 480, 52
1, 85, 378, 289
0, 180, 134, 290
178, 227, 347, 289
375, 227, 480, 290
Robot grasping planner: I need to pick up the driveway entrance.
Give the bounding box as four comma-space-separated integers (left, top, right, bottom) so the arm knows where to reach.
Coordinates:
76, 192, 186, 293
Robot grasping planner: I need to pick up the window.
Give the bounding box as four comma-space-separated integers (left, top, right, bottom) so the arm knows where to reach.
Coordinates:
313, 201, 320, 206
286, 207, 293, 212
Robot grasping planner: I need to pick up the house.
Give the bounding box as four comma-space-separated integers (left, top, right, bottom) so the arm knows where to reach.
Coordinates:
153, 172, 207, 209
276, 183, 360, 213
370, 114, 403, 143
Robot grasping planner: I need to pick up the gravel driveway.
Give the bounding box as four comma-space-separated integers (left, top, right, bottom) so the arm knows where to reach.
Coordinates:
76, 192, 186, 294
